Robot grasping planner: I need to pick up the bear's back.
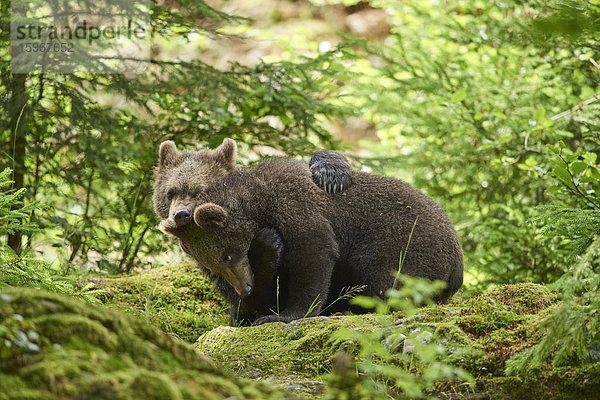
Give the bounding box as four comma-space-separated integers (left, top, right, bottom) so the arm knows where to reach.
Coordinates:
325, 171, 463, 299
327, 171, 455, 235
250, 158, 330, 218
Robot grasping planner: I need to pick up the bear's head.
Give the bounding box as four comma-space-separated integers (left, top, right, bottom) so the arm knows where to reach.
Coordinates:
162, 202, 256, 299
153, 138, 237, 229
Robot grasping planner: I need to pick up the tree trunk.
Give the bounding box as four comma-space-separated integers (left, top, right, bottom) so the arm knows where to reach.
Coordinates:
7, 73, 28, 254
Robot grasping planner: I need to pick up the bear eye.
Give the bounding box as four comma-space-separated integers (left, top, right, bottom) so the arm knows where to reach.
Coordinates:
223, 254, 233, 263
166, 190, 175, 201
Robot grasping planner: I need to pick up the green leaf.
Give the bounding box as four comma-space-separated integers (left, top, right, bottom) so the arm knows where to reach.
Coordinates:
451, 89, 467, 103
547, 145, 560, 154
350, 295, 378, 309
588, 167, 600, 180
584, 153, 597, 163
544, 185, 562, 195
570, 161, 587, 176
79, 282, 96, 292
565, 153, 580, 162
534, 108, 546, 120
550, 160, 574, 188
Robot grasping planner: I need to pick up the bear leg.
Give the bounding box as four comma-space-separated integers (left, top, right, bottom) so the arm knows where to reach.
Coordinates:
253, 221, 339, 325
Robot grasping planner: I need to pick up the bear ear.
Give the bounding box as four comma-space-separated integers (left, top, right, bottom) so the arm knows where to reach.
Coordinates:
212, 138, 237, 172
158, 141, 177, 167
194, 203, 227, 229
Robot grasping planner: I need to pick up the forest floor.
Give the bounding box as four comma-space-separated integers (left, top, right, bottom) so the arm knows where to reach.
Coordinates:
74, 264, 600, 399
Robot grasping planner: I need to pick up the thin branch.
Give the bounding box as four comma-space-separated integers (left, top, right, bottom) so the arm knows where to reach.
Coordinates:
551, 58, 600, 121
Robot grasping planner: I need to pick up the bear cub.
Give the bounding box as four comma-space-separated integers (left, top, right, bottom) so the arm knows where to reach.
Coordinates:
161, 142, 463, 325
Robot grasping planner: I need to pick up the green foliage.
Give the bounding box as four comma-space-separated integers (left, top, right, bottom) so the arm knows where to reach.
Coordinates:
327, 275, 473, 399
0, 168, 104, 303
505, 238, 600, 374
531, 138, 600, 255
0, 168, 37, 237
0, 0, 352, 272
505, 71, 600, 375
528, 0, 600, 43
505, 297, 595, 375
351, 275, 445, 317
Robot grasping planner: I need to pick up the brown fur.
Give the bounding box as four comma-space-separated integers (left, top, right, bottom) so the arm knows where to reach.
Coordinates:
168, 157, 463, 324
152, 139, 236, 223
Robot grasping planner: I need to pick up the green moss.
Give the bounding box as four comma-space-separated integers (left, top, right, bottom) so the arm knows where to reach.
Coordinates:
483, 364, 600, 400
453, 284, 561, 376
459, 296, 521, 336
0, 287, 283, 399
85, 264, 228, 342
195, 315, 381, 377
487, 283, 558, 315
34, 314, 117, 348
63, 271, 599, 399
193, 282, 599, 399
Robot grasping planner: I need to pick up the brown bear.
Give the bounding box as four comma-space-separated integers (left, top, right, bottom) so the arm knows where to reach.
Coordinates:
153, 139, 352, 325
162, 153, 463, 325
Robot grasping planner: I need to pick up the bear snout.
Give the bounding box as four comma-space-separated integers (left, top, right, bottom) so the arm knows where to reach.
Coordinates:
173, 209, 193, 226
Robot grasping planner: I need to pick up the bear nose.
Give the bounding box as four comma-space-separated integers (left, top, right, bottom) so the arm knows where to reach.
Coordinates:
174, 209, 192, 226
241, 284, 253, 298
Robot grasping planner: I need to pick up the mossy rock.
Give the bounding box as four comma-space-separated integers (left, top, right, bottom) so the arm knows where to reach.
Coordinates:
195, 314, 394, 398
487, 282, 557, 315
0, 287, 282, 400
195, 315, 387, 378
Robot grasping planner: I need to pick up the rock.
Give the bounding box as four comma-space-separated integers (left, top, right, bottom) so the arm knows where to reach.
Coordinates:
383, 332, 407, 351
402, 329, 433, 354
0, 288, 282, 399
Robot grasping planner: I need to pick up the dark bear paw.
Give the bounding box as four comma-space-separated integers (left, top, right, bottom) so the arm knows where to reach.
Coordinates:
309, 150, 352, 194
252, 228, 283, 257
248, 228, 283, 275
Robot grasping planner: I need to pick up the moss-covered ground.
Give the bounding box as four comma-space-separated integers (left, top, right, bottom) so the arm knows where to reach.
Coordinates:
0, 287, 282, 400
82, 263, 229, 343
192, 282, 600, 399
5, 266, 598, 399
